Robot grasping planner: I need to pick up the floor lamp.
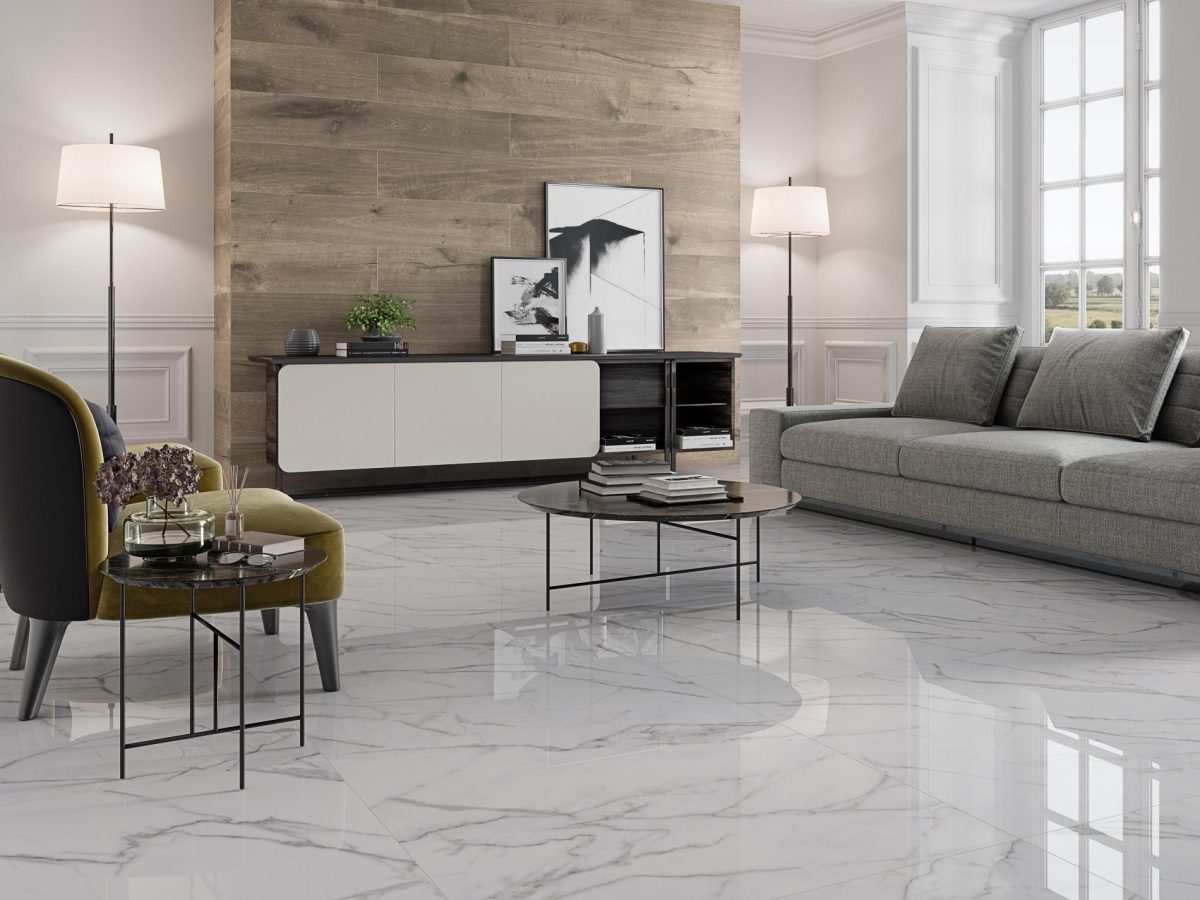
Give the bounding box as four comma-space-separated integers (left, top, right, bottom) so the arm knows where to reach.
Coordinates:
56, 135, 165, 422
750, 180, 830, 407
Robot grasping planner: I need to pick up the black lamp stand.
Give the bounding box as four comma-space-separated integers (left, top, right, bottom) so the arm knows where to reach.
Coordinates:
106, 132, 118, 423
785, 175, 796, 407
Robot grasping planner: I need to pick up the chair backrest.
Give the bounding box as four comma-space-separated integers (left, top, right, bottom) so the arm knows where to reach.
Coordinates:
0, 354, 108, 621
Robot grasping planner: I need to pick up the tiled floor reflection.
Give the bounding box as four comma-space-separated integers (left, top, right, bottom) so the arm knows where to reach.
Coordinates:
3, 464, 1200, 897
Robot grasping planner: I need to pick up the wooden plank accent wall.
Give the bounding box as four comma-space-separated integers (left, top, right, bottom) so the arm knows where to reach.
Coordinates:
214, 0, 741, 479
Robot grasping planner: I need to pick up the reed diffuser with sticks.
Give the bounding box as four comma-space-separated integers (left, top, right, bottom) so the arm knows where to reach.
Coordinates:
223, 465, 249, 539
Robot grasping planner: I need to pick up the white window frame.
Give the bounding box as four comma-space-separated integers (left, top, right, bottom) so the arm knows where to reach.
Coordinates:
1030, 0, 1159, 342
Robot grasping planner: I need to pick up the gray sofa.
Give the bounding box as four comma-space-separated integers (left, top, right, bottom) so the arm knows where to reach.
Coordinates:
750, 347, 1200, 585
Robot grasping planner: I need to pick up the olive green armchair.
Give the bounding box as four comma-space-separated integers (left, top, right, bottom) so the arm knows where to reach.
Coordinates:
0, 354, 344, 720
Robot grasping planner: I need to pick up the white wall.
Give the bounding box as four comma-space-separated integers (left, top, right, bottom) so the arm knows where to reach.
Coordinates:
740, 52, 819, 406
0, 0, 215, 452
1160, 0, 1200, 332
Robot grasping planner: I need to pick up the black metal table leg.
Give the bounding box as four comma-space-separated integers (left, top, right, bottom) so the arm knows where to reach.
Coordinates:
189, 588, 195, 734
299, 576, 306, 747
119, 584, 126, 780
213, 629, 219, 729
589, 518, 594, 576
239, 583, 245, 790
756, 517, 761, 583
735, 519, 742, 621
545, 514, 551, 612
656, 522, 662, 573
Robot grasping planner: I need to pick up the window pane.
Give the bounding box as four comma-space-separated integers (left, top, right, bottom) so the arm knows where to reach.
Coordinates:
1044, 187, 1080, 263
1045, 270, 1080, 342
1044, 21, 1081, 102
1148, 0, 1161, 82
1044, 105, 1081, 182
1085, 182, 1124, 261
1147, 176, 1160, 258
1085, 97, 1124, 177
1149, 264, 1161, 329
1085, 10, 1124, 95
1148, 88, 1161, 170
1086, 268, 1124, 329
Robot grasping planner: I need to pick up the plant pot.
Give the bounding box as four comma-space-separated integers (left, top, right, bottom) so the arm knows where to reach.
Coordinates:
123, 498, 215, 561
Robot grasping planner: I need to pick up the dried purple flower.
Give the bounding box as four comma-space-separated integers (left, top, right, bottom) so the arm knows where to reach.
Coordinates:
94, 445, 203, 510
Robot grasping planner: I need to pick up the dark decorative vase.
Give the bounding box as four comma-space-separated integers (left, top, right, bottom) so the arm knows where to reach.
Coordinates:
285, 328, 320, 356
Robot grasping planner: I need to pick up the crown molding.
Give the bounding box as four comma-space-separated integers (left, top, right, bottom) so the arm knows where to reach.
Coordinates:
742, 4, 907, 60
742, 2, 1028, 60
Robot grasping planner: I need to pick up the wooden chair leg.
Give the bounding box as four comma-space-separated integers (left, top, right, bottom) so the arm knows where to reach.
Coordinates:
304, 601, 340, 692
10, 615, 29, 670
18, 619, 69, 721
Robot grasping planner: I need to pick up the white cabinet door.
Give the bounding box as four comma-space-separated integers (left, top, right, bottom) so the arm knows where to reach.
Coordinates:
395, 363, 502, 466
278, 364, 395, 472
501, 361, 600, 461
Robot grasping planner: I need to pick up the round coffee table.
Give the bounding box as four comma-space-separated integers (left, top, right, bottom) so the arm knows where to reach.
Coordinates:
101, 548, 326, 789
517, 480, 799, 620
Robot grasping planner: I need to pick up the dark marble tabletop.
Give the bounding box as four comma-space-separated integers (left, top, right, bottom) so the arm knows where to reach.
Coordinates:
101, 549, 327, 589
517, 480, 800, 523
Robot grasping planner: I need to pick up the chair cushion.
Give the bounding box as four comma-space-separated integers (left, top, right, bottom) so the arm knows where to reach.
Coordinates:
780, 417, 989, 476
892, 325, 1023, 425
1061, 445, 1200, 525
1017, 326, 1189, 440
86, 401, 125, 530
1154, 348, 1200, 446
98, 488, 344, 620
899, 429, 1154, 501
994, 347, 1045, 427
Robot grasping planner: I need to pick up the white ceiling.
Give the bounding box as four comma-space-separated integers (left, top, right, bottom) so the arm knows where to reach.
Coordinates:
721, 0, 1084, 31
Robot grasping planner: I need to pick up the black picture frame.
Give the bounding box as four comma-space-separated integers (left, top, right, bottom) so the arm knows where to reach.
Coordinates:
544, 182, 665, 352
491, 257, 568, 351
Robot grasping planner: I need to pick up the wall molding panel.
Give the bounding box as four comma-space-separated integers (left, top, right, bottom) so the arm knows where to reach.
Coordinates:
22, 345, 193, 443
741, 315, 909, 331
0, 314, 215, 330
824, 340, 898, 404
741, 339, 804, 408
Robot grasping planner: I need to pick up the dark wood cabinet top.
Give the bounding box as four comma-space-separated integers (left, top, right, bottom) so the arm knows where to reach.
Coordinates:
252, 351, 740, 366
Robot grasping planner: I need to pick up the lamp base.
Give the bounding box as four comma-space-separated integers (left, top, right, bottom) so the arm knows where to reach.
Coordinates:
785, 387, 796, 408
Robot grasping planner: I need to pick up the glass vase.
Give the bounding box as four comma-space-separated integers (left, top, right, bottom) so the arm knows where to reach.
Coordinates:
224, 510, 245, 540
123, 497, 216, 561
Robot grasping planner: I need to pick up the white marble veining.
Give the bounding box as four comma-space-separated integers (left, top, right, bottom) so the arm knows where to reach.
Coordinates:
2, 457, 1200, 898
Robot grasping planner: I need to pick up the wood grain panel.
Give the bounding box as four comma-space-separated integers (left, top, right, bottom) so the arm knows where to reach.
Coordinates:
377, 0, 631, 34
231, 242, 377, 293
510, 115, 738, 172
231, 141, 377, 195
378, 151, 629, 203
231, 191, 513, 247
665, 255, 740, 299
231, 1, 509, 65
628, 0, 740, 50
377, 245, 491, 295
232, 91, 510, 153
231, 40, 377, 100
378, 56, 627, 122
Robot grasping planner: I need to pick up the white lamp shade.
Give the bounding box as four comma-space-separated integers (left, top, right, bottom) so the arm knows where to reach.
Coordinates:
56, 143, 165, 211
750, 185, 829, 237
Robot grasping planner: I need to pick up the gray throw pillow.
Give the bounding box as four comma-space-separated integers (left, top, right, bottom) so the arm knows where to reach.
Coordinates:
1153, 348, 1200, 446
87, 401, 126, 530
892, 326, 1023, 425
1017, 327, 1190, 440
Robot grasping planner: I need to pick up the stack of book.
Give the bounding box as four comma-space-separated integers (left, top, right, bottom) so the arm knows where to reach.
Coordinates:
579, 458, 673, 497
499, 335, 570, 355
676, 426, 733, 450
637, 474, 728, 505
336, 340, 409, 358
601, 433, 657, 452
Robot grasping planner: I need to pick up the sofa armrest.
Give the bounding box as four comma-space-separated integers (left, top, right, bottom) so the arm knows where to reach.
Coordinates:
749, 403, 894, 486
127, 443, 224, 493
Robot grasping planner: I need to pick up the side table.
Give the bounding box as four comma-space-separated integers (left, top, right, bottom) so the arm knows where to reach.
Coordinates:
100, 549, 326, 789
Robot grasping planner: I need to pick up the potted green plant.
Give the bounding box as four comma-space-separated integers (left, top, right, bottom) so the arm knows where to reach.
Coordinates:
346, 293, 416, 341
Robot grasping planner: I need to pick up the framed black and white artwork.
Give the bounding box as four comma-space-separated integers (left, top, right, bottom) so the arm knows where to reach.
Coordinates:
545, 183, 664, 351
491, 257, 567, 350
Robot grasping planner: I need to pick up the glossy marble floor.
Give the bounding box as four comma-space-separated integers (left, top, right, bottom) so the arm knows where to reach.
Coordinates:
3, 466, 1200, 898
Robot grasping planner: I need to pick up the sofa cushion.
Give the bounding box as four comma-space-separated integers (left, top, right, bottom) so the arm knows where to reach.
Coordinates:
1017, 326, 1189, 439
898, 429, 1154, 501
780, 417, 988, 476
1061, 444, 1200, 525
994, 347, 1045, 427
892, 326, 1023, 425
1153, 349, 1200, 446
